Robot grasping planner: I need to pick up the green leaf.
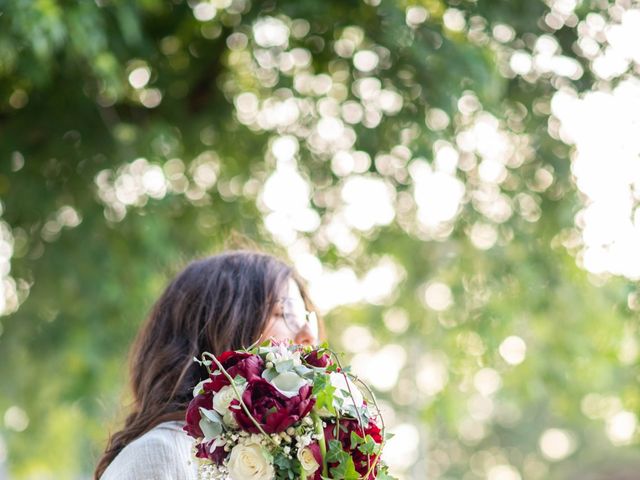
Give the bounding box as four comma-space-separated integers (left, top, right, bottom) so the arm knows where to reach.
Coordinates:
198, 408, 224, 439
262, 368, 278, 382
275, 359, 294, 373
312, 374, 337, 415
375, 466, 399, 480
294, 364, 314, 378
326, 439, 345, 463
329, 455, 359, 480
357, 435, 379, 455
350, 430, 364, 449
326, 363, 339, 373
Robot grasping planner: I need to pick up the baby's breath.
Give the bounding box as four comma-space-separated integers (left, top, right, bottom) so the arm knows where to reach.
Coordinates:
197, 462, 229, 480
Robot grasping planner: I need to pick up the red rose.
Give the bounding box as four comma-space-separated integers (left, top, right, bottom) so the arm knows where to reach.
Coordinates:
303, 350, 333, 368
183, 392, 213, 438
232, 379, 315, 434
204, 351, 264, 393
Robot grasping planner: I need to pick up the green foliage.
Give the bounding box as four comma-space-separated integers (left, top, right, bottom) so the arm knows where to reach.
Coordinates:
312, 372, 337, 416
327, 438, 360, 480
273, 451, 296, 480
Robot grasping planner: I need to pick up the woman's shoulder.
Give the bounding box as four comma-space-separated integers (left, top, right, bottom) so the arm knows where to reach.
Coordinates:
100, 421, 198, 480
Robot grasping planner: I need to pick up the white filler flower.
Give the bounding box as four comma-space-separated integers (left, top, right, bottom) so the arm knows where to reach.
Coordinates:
227, 442, 275, 480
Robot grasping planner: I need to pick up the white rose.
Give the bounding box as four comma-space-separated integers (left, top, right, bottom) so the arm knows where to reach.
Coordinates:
227, 443, 275, 480
212, 384, 245, 415
297, 446, 320, 475
330, 372, 364, 412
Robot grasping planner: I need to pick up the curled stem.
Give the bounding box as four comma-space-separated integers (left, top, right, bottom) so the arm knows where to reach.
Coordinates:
353, 376, 386, 480
325, 348, 366, 433
326, 348, 370, 477
202, 352, 279, 448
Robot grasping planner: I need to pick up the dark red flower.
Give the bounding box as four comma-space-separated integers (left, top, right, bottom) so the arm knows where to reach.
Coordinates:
203, 351, 265, 393
183, 392, 213, 438
217, 351, 265, 381
232, 379, 315, 434
195, 439, 227, 464
307, 442, 322, 465
303, 349, 333, 368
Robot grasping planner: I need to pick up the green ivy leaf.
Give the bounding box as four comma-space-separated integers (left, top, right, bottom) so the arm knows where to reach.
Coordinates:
326, 439, 345, 463
313, 372, 337, 415
330, 455, 359, 480
358, 434, 378, 455
350, 430, 364, 450
375, 465, 399, 480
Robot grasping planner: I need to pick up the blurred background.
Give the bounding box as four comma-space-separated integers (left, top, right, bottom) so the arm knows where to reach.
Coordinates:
1, 0, 640, 478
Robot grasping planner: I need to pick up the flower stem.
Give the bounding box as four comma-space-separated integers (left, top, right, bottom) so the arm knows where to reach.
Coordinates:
326, 347, 369, 475
353, 376, 385, 479
202, 352, 279, 447
312, 411, 328, 478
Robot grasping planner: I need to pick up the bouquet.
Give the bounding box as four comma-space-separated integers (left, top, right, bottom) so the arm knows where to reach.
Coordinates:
184, 340, 396, 480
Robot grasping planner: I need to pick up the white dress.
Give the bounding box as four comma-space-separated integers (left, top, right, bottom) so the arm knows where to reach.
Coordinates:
100, 420, 199, 480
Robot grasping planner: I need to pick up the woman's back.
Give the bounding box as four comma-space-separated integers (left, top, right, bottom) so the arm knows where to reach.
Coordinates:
100, 421, 197, 480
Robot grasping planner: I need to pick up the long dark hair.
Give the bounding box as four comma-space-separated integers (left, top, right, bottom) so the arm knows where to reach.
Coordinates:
94, 249, 318, 478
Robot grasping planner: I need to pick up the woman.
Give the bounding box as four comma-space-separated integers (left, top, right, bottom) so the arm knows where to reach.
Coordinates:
95, 249, 320, 479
